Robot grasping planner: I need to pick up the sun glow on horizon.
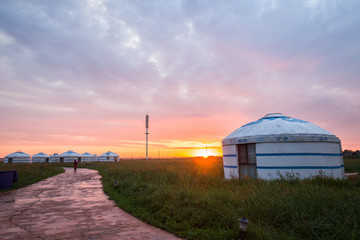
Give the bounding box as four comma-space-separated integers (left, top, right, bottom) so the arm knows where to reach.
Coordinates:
193, 155, 220, 174
193, 148, 220, 158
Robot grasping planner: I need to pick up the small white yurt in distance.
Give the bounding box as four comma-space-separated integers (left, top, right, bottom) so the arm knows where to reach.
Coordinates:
222, 113, 345, 180
99, 151, 119, 162
81, 152, 94, 162
32, 152, 50, 163
59, 150, 82, 163
4, 151, 31, 164
50, 153, 60, 163
93, 154, 98, 162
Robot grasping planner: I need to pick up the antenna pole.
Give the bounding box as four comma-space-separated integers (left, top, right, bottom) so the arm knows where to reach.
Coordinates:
145, 112, 149, 160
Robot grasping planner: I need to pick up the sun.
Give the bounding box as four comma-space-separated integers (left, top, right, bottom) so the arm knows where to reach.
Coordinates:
193, 146, 222, 158
194, 149, 209, 158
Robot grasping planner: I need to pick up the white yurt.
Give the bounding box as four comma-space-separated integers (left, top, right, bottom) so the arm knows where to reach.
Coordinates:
81, 152, 94, 162
32, 152, 50, 163
4, 151, 31, 164
93, 154, 99, 162
59, 150, 82, 163
50, 153, 60, 163
222, 113, 345, 180
99, 151, 119, 162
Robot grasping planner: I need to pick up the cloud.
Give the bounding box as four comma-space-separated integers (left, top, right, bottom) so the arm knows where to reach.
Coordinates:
0, 0, 360, 156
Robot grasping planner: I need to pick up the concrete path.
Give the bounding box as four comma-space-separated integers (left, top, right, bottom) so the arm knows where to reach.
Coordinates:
0, 168, 181, 240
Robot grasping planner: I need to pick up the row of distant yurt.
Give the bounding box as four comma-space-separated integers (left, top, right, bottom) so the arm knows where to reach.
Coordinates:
3, 151, 32, 164
3, 150, 119, 164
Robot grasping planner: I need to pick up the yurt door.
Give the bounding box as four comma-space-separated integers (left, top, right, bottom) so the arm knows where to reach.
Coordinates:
237, 144, 257, 179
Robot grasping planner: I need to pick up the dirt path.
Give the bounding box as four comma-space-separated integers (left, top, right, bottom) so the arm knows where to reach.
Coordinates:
0, 168, 181, 240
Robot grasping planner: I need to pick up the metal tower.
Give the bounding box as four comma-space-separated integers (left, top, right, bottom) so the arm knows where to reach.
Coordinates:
145, 112, 149, 160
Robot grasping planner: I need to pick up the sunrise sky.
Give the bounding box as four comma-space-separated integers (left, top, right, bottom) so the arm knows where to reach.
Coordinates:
1, 0, 360, 158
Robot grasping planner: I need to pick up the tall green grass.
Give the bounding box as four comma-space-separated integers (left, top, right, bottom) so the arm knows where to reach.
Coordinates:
1, 158, 359, 239
0, 163, 64, 192
83, 158, 360, 240
344, 156, 360, 173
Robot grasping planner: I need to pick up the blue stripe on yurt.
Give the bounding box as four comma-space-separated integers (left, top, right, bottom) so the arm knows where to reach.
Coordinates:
223, 154, 236, 157
224, 165, 237, 168
257, 165, 344, 170
256, 153, 342, 157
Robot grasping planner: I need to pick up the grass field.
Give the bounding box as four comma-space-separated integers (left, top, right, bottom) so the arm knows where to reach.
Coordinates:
81, 157, 360, 240
344, 156, 360, 173
1, 157, 359, 239
0, 163, 64, 192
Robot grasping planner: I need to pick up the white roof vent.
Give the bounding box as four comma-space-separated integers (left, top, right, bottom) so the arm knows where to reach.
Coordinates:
263, 113, 287, 118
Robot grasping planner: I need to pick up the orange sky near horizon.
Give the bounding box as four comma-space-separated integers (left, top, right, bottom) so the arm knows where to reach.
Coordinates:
0, 111, 359, 158
0, 114, 226, 158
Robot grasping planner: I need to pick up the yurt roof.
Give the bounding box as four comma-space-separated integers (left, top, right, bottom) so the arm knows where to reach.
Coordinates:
5, 151, 31, 158
52, 153, 59, 156
100, 151, 119, 157
82, 152, 93, 156
223, 113, 340, 145
32, 152, 50, 158
60, 150, 81, 157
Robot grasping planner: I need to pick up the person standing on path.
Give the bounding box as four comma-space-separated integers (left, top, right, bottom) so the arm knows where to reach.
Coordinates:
74, 160, 78, 172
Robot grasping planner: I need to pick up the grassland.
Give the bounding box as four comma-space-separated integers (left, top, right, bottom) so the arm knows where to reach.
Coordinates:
1, 157, 359, 239
343, 156, 360, 173
81, 157, 360, 240
0, 163, 64, 192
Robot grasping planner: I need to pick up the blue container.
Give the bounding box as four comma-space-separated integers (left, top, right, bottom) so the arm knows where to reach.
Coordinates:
0, 170, 18, 189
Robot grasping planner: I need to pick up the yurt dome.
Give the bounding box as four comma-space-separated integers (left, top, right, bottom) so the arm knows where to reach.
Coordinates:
59, 150, 82, 163
32, 152, 50, 163
99, 151, 119, 162
5, 150, 31, 164
222, 113, 344, 180
81, 152, 94, 162
50, 153, 60, 163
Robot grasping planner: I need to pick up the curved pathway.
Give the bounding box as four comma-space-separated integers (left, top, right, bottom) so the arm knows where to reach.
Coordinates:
0, 168, 181, 240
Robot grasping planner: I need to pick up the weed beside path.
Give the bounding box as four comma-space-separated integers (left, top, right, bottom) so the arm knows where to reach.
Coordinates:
0, 163, 64, 192
83, 157, 360, 240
